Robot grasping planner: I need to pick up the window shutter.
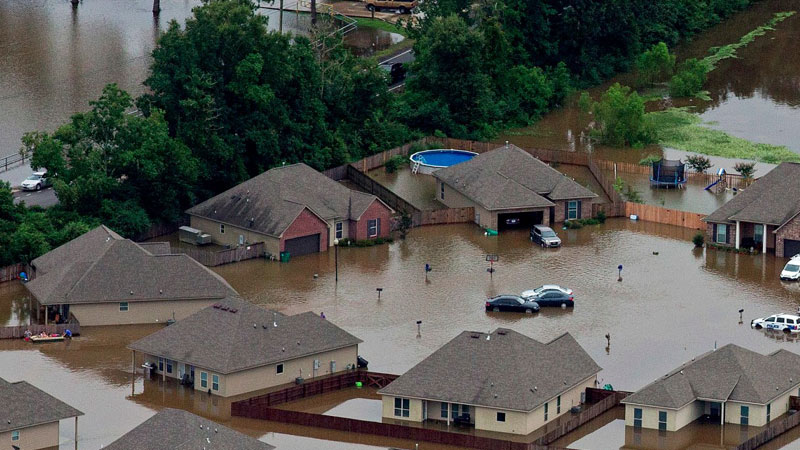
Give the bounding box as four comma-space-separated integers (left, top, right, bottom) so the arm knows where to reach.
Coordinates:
712, 224, 717, 242
726, 224, 730, 244
577, 201, 582, 219
377, 218, 381, 236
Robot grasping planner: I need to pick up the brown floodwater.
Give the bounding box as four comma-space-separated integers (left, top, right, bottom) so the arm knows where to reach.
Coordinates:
499, 0, 800, 172
5, 219, 800, 448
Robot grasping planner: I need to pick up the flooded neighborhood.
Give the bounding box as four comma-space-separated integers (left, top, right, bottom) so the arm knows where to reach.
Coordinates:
2, 0, 800, 449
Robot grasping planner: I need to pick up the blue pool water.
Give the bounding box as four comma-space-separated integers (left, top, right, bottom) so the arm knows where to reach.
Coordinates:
409, 149, 477, 168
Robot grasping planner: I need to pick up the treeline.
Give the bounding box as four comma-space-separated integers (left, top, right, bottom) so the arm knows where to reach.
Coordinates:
3, 0, 754, 264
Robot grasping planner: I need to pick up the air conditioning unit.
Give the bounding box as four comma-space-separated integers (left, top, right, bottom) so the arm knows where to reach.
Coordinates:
295, 377, 304, 385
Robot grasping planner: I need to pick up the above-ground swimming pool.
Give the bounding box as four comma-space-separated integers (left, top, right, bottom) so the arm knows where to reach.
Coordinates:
409, 149, 478, 175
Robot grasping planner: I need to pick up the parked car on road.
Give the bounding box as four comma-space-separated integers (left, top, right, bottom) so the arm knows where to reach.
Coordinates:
485, 295, 539, 314
530, 225, 561, 247
379, 62, 406, 85
521, 285, 574, 307
20, 171, 50, 191
365, 0, 416, 13
781, 256, 800, 281
751, 314, 800, 333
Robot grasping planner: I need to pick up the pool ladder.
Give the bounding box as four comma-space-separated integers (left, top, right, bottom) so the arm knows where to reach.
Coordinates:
412, 160, 421, 174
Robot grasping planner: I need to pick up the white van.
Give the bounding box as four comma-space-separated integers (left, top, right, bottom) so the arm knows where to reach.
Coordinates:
780, 255, 800, 281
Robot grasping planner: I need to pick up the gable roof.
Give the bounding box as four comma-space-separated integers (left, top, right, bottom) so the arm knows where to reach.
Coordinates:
103, 408, 274, 450
704, 163, 800, 226
26, 226, 236, 306
128, 296, 362, 374
432, 145, 597, 211
0, 377, 83, 433
186, 163, 387, 237
623, 344, 800, 409
378, 329, 600, 412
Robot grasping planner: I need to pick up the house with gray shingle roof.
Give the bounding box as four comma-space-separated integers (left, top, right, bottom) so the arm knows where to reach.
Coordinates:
26, 225, 237, 326
0, 377, 83, 450
622, 344, 800, 431
186, 163, 393, 258
128, 296, 362, 397
703, 162, 800, 257
103, 408, 274, 450
432, 144, 597, 231
377, 329, 600, 435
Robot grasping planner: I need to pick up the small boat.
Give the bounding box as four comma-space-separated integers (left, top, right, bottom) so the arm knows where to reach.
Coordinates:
29, 335, 65, 343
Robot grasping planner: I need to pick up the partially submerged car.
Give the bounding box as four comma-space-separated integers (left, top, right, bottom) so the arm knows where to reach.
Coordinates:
485, 295, 539, 314
530, 225, 561, 247
781, 256, 800, 281
751, 314, 800, 333
521, 285, 574, 307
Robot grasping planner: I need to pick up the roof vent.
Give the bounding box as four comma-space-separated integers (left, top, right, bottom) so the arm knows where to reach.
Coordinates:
486, 335, 491, 341
199, 424, 203, 429
129, 290, 134, 295
494, 394, 498, 398
159, 289, 163, 294
262, 325, 268, 329
229, 308, 237, 313
297, 341, 301, 345
282, 347, 285, 352
534, 386, 537, 391
470, 334, 480, 339
220, 306, 229, 311
680, 370, 683, 375
213, 304, 221, 309
214, 428, 218, 433
273, 312, 278, 327
253, 323, 257, 328
564, 380, 568, 385
497, 330, 507, 336
249, 218, 255, 227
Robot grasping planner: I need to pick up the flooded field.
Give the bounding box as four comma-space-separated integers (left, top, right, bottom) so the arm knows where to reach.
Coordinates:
4, 219, 800, 448
500, 0, 800, 169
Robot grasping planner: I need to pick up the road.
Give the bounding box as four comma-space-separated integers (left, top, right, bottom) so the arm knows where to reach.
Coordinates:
13, 187, 58, 208
379, 49, 414, 91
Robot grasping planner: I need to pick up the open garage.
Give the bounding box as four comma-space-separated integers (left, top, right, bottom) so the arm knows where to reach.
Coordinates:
498, 210, 545, 231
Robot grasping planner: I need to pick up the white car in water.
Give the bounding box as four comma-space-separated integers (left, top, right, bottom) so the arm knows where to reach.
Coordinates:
781, 256, 800, 281
751, 314, 800, 333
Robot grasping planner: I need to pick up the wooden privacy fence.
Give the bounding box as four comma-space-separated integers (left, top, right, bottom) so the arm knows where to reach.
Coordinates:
346, 165, 419, 215
414, 207, 475, 226
133, 220, 187, 242
0, 263, 27, 284
735, 405, 800, 450
0, 323, 80, 340
171, 242, 266, 267
624, 202, 705, 230
535, 389, 630, 446
593, 159, 747, 189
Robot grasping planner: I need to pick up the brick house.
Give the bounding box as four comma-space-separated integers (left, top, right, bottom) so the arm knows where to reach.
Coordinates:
703, 162, 800, 257
186, 163, 394, 258
432, 144, 597, 231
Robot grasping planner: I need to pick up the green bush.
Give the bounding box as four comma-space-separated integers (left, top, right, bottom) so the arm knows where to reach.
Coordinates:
685, 154, 712, 173
692, 232, 705, 248
595, 211, 607, 223
638, 155, 661, 166
635, 42, 675, 86
564, 220, 583, 229
384, 155, 408, 173
669, 58, 708, 97
591, 83, 655, 147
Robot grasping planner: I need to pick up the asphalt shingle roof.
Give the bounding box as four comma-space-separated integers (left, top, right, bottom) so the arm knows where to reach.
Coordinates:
432, 145, 597, 211
186, 163, 384, 237
128, 296, 362, 374
0, 377, 83, 433
623, 344, 800, 408
26, 225, 236, 306
704, 162, 800, 226
103, 408, 274, 450
378, 329, 601, 412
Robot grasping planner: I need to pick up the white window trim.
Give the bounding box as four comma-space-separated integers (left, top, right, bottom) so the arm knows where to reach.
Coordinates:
200, 372, 208, 388
11, 430, 19, 441
276, 363, 284, 374
567, 201, 579, 220
119, 302, 129, 312
335, 222, 343, 240
212, 374, 219, 391
716, 224, 727, 244
220, 224, 225, 234
496, 411, 506, 422
368, 219, 378, 238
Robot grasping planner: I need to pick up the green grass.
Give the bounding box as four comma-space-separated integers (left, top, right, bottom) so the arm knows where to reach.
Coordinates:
702, 11, 796, 72
371, 38, 415, 61
648, 108, 800, 164
354, 17, 409, 37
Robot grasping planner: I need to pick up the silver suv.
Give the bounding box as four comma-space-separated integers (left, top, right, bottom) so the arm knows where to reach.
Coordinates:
530, 225, 561, 248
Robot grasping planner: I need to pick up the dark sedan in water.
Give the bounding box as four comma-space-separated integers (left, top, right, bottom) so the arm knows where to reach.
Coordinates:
485, 295, 540, 313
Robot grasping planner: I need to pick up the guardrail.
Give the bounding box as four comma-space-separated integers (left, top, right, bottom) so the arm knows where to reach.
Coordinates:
0, 152, 25, 173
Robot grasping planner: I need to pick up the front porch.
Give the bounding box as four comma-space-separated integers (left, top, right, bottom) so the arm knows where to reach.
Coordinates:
709, 221, 774, 254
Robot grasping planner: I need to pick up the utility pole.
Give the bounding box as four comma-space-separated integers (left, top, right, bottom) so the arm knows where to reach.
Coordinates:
152, 0, 161, 14
71, 0, 79, 7
279, 0, 284, 33
311, 0, 317, 25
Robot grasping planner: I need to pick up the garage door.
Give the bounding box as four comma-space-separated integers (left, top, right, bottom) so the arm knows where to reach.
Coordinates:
784, 239, 800, 258
284, 234, 321, 257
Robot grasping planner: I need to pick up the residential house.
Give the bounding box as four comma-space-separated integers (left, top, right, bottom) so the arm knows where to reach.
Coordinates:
378, 329, 601, 435
128, 296, 362, 397
622, 344, 800, 431
186, 163, 393, 257
703, 162, 800, 257
25, 225, 237, 326
432, 144, 597, 231
103, 408, 274, 450
0, 377, 83, 450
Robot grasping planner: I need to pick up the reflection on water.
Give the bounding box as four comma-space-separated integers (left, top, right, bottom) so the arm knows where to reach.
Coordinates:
4, 220, 800, 448
499, 0, 800, 167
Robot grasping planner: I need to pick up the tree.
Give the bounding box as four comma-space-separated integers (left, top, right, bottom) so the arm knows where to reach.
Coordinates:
686, 154, 712, 173
635, 42, 675, 85
734, 161, 756, 181
669, 58, 708, 97
591, 83, 654, 147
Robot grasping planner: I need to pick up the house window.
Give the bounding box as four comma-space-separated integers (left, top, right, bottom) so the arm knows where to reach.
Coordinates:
658, 411, 667, 431
335, 222, 343, 239
368, 219, 379, 238
276, 363, 284, 374
220, 224, 225, 234
200, 372, 208, 388
740, 405, 749, 425
158, 358, 164, 372
544, 402, 549, 421
440, 183, 445, 200
394, 398, 410, 417
754, 224, 764, 244
557, 395, 561, 414
633, 408, 643, 428
119, 302, 129, 312
567, 201, 579, 220
11, 430, 19, 441
212, 374, 219, 391
767, 403, 771, 422
716, 224, 727, 244
497, 412, 506, 422
166, 360, 173, 374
